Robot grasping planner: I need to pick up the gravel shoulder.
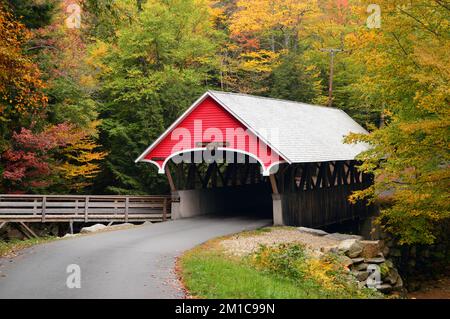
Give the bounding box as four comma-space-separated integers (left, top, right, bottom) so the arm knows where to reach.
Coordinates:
220, 227, 341, 256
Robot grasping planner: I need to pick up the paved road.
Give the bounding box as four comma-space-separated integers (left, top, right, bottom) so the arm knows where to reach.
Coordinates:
0, 216, 270, 299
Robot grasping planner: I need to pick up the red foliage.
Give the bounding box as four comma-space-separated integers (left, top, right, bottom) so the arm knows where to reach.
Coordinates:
1, 123, 83, 191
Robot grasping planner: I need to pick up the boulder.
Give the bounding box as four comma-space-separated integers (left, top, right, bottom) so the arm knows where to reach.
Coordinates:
351, 257, 365, 264
338, 255, 354, 268
338, 239, 363, 258
353, 271, 369, 282
384, 259, 394, 268
321, 245, 339, 254
297, 227, 328, 236
393, 275, 404, 291
324, 233, 363, 241
109, 223, 133, 229
365, 256, 386, 264
385, 268, 400, 285
360, 240, 381, 259
80, 224, 107, 234
376, 283, 393, 293
382, 245, 390, 257
353, 263, 369, 271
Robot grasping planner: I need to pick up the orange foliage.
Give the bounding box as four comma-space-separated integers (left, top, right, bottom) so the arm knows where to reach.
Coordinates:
0, 4, 47, 115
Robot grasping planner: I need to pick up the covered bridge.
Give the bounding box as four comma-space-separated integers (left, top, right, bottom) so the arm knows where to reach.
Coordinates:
136, 91, 372, 227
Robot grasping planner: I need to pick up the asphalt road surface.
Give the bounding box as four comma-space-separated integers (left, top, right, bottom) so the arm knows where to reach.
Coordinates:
0, 216, 271, 299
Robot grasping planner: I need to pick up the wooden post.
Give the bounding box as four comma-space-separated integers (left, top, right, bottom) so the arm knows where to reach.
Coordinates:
69, 220, 73, 234
125, 197, 129, 223
165, 166, 176, 192
162, 197, 167, 221
41, 196, 47, 223
84, 196, 89, 223
269, 174, 279, 194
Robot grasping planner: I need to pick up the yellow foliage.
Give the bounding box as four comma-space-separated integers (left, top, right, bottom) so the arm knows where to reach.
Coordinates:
58, 121, 107, 191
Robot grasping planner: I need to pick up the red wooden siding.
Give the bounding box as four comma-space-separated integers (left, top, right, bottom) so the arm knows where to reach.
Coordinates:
143, 96, 284, 174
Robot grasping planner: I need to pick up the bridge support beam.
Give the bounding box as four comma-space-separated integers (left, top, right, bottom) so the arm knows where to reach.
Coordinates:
272, 194, 284, 226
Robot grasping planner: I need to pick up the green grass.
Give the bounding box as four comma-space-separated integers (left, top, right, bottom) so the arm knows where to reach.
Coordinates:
179, 236, 383, 299
0, 236, 57, 257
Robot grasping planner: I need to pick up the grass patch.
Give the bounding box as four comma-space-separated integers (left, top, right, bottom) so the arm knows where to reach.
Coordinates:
0, 237, 57, 258
179, 235, 383, 299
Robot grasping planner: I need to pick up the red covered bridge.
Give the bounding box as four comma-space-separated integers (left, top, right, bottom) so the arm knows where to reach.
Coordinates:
136, 91, 373, 227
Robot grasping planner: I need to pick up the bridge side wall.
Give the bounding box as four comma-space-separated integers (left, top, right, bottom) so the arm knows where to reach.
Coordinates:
274, 161, 374, 228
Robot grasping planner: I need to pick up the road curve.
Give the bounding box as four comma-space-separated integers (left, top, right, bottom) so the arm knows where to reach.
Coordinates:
0, 216, 270, 299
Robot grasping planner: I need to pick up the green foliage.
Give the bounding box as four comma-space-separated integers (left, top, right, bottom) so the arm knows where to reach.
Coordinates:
91, 0, 220, 193
269, 53, 324, 104
252, 243, 308, 280
180, 239, 382, 299
0, 236, 56, 257
6, 0, 55, 29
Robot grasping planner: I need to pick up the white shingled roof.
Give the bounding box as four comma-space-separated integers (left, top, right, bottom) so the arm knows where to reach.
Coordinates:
208, 90, 369, 163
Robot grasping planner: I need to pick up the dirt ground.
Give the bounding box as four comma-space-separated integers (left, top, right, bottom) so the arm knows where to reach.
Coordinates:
408, 276, 450, 299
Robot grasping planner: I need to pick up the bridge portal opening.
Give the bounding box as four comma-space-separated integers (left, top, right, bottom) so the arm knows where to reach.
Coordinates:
166, 151, 273, 220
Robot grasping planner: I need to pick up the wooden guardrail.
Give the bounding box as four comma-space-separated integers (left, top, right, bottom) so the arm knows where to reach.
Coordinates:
0, 195, 171, 223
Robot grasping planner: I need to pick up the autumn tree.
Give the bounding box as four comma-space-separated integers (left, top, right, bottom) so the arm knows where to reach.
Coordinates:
1, 1, 107, 193
1, 122, 106, 193
0, 3, 47, 151
345, 0, 450, 244
91, 0, 219, 194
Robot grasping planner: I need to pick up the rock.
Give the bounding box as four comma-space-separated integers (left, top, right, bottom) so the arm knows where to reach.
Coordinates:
338, 255, 354, 268
384, 259, 394, 268
324, 233, 363, 241
376, 283, 393, 293
353, 263, 369, 271
80, 224, 107, 233
63, 233, 77, 238
297, 227, 328, 236
351, 257, 365, 264
378, 262, 390, 278
364, 256, 385, 264
338, 239, 363, 258
360, 240, 380, 259
357, 281, 367, 289
393, 275, 404, 291
320, 245, 338, 253
354, 271, 369, 282
109, 223, 133, 228
382, 246, 390, 257
142, 221, 153, 225
385, 268, 400, 285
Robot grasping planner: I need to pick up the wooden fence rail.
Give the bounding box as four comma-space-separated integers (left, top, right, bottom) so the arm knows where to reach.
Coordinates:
0, 194, 171, 223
